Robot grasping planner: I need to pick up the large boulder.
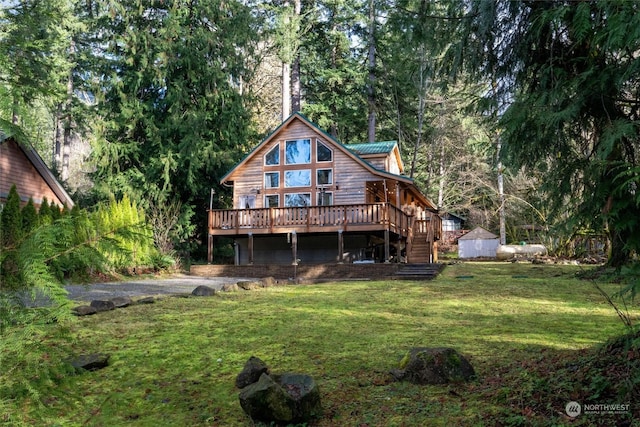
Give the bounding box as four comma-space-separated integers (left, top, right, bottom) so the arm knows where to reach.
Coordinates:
391, 347, 475, 385
239, 372, 321, 423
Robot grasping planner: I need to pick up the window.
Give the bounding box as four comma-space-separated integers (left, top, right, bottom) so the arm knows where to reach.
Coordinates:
265, 145, 279, 165
317, 141, 332, 162
265, 195, 279, 207
317, 169, 333, 185
285, 193, 311, 207
317, 191, 333, 206
285, 139, 311, 164
264, 172, 279, 188
285, 170, 311, 187
238, 195, 256, 209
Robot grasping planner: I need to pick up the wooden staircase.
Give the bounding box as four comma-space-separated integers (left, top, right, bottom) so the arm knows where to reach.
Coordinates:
406, 227, 434, 264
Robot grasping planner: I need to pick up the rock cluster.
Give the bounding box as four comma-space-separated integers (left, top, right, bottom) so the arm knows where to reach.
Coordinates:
71, 277, 280, 316
73, 296, 141, 316
236, 356, 322, 424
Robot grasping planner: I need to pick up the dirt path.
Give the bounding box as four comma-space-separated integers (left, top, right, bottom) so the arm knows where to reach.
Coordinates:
63, 274, 258, 302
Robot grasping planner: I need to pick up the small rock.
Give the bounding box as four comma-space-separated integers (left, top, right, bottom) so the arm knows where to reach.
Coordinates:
90, 300, 115, 312
192, 285, 217, 296
136, 297, 155, 304
262, 277, 278, 287
68, 353, 110, 372
222, 283, 239, 292
72, 305, 97, 316
110, 296, 132, 308
237, 281, 262, 290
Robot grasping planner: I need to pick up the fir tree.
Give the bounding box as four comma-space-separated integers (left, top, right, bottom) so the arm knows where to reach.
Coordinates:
21, 198, 38, 234
38, 198, 52, 224
1, 185, 22, 247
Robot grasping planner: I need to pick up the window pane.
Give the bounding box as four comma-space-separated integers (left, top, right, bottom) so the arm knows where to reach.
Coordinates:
239, 195, 256, 209
317, 169, 332, 185
285, 170, 311, 187
265, 172, 279, 188
265, 195, 279, 207
285, 193, 311, 207
318, 191, 333, 206
286, 139, 311, 164
265, 145, 279, 165
317, 142, 332, 162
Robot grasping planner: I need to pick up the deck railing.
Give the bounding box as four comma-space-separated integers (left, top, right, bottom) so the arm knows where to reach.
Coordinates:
209, 203, 424, 236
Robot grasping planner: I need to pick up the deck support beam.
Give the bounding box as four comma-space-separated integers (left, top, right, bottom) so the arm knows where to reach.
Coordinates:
337, 230, 344, 263
248, 233, 254, 265
291, 231, 298, 265
207, 234, 214, 264
384, 229, 390, 262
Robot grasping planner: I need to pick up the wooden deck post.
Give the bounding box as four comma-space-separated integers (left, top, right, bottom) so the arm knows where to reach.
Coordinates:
337, 229, 344, 263
207, 234, 213, 264
291, 231, 298, 265
384, 229, 390, 262
248, 233, 254, 265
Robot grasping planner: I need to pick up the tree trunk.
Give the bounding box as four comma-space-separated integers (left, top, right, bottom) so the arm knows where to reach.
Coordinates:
608, 226, 632, 268
437, 137, 445, 210
410, 46, 428, 179
282, 62, 291, 120
497, 135, 506, 245
290, 0, 302, 113
366, 0, 376, 142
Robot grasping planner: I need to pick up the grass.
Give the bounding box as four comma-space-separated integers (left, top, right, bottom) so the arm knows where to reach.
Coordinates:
2, 262, 639, 426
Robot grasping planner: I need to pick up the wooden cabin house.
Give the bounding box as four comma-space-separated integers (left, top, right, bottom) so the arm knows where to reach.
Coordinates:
0, 136, 74, 209
208, 113, 441, 265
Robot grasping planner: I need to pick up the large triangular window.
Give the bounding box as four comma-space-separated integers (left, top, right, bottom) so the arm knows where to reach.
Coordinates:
265, 145, 280, 165
317, 141, 332, 162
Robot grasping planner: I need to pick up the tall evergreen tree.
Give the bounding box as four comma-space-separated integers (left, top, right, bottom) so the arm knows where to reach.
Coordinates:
0, 0, 77, 153
301, 0, 368, 142
451, 0, 640, 267
21, 198, 38, 234
0, 185, 22, 248
88, 0, 260, 254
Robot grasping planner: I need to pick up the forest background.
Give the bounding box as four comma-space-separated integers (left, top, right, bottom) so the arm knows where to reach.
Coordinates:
1, 0, 638, 268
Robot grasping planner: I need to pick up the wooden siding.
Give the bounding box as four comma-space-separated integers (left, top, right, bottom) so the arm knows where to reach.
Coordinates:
0, 139, 66, 207
226, 118, 391, 209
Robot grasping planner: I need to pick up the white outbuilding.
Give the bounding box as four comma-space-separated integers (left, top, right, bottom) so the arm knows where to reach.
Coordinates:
457, 227, 500, 259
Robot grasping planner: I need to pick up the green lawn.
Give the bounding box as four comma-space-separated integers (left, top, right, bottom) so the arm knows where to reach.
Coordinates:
2, 262, 638, 426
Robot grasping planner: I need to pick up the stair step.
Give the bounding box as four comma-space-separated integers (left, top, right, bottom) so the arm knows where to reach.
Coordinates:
393, 263, 443, 280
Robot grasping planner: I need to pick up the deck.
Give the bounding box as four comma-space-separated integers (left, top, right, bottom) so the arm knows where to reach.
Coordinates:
208, 203, 418, 236
207, 203, 442, 264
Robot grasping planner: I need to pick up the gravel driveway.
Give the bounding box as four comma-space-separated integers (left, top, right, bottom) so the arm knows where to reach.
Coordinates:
63, 274, 258, 303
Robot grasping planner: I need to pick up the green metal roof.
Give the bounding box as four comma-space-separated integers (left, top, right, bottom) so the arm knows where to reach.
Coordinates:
344, 141, 397, 155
